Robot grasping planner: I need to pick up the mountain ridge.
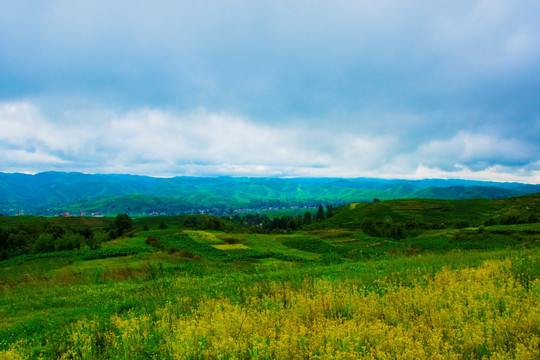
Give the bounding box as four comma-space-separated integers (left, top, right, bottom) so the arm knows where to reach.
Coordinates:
1, 172, 539, 215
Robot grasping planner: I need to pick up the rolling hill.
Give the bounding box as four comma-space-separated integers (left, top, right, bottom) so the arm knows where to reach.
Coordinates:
0, 172, 539, 215
321, 193, 540, 229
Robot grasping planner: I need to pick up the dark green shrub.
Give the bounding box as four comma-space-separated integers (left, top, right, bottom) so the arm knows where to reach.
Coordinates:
145, 236, 164, 249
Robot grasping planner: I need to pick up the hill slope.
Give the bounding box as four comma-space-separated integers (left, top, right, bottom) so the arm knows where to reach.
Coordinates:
0, 172, 539, 215
324, 193, 540, 229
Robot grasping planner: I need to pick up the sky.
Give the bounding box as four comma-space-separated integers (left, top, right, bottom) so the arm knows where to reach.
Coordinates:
1, 0, 539, 183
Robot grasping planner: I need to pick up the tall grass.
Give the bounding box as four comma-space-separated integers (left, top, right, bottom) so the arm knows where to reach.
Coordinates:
0, 248, 538, 359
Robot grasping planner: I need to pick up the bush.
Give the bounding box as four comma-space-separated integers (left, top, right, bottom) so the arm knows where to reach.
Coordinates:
223, 237, 239, 244
170, 248, 197, 258
124, 230, 138, 238
145, 236, 164, 249
108, 229, 118, 239
389, 223, 406, 240
34, 233, 55, 253
283, 238, 337, 254
320, 252, 343, 265
89, 231, 109, 250
361, 219, 380, 237
167, 247, 180, 254
56, 232, 84, 251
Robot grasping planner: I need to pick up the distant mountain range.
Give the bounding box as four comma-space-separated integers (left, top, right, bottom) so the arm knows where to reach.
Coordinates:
0, 172, 539, 215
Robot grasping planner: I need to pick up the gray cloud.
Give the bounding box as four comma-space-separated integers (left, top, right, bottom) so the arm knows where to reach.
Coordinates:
0, 1, 539, 181
0, 101, 538, 182
2, 1, 539, 112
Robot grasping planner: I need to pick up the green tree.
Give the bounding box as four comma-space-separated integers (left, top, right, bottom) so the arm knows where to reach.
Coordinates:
315, 205, 325, 221
34, 233, 55, 253
44, 223, 66, 240
389, 223, 406, 240
114, 214, 133, 236
304, 212, 312, 225
88, 231, 108, 250
56, 232, 84, 251
7, 231, 32, 252
286, 218, 298, 231
185, 215, 203, 229
108, 229, 118, 239
0, 227, 7, 250
326, 204, 334, 218
297, 214, 303, 228
361, 218, 379, 237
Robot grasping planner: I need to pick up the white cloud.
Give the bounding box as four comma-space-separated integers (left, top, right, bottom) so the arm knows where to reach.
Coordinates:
415, 131, 535, 169
0, 100, 538, 184
0, 149, 69, 165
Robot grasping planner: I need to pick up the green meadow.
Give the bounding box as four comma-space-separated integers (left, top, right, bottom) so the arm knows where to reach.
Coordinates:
1, 195, 539, 359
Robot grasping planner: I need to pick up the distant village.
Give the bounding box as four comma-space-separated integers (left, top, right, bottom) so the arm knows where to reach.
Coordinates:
1, 204, 326, 218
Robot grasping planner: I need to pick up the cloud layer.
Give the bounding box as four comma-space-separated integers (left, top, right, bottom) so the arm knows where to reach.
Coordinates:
0, 1, 539, 182
1, 101, 538, 182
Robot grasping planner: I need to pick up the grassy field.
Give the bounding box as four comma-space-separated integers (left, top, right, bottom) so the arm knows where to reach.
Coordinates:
0, 197, 539, 359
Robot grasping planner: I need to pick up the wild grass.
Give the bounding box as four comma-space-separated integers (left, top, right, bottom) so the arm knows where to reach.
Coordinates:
0, 244, 538, 359
1, 209, 539, 359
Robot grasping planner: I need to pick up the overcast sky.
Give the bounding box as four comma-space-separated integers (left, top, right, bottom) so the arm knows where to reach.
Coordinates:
1, 1, 539, 182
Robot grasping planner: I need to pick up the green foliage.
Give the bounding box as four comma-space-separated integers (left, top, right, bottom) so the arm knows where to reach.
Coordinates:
79, 247, 151, 261
34, 233, 55, 253
145, 236, 164, 249
454, 220, 470, 229
157, 234, 230, 260
183, 215, 227, 231
315, 204, 325, 221
56, 232, 85, 251
282, 237, 338, 254
304, 211, 312, 225
108, 229, 118, 239
509, 250, 540, 290
4, 173, 538, 217
0, 196, 538, 360
88, 231, 108, 250
114, 214, 133, 236
323, 194, 540, 235
320, 252, 343, 265
158, 220, 167, 230
361, 218, 380, 237
1, 245, 538, 359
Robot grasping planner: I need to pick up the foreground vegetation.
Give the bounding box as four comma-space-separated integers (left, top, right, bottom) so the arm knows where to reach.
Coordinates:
0, 195, 539, 359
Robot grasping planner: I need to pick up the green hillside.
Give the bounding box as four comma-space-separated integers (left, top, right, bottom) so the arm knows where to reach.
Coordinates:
0, 192, 539, 359
2, 172, 540, 215
323, 193, 540, 229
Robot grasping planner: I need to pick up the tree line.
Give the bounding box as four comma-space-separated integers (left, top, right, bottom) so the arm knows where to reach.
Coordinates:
0, 214, 133, 260
180, 204, 336, 234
